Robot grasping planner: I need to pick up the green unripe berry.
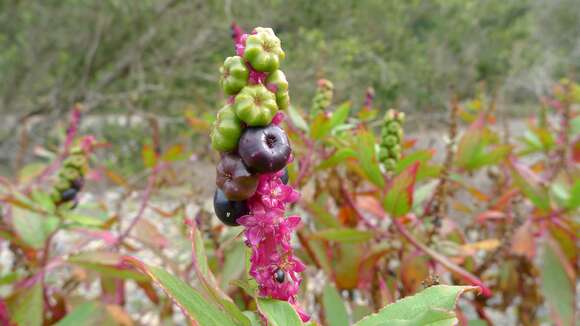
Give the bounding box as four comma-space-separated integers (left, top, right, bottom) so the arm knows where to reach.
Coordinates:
59, 166, 81, 182
383, 158, 397, 172
54, 179, 71, 192
386, 121, 401, 134
378, 146, 389, 161
220, 56, 249, 95
384, 135, 399, 147
266, 70, 290, 110
63, 154, 86, 171
243, 27, 285, 72
211, 104, 243, 152
234, 85, 278, 126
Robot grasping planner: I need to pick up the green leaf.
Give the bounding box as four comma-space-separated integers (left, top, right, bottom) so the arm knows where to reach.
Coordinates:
540, 239, 574, 326
509, 160, 550, 211
161, 144, 187, 162
54, 301, 114, 326
316, 148, 357, 170
566, 179, 580, 210
63, 212, 107, 227
287, 105, 309, 132
356, 130, 384, 187
354, 285, 477, 326
31, 190, 55, 213
141, 144, 157, 168
327, 102, 351, 132
10, 282, 43, 326
384, 162, 420, 218
257, 298, 303, 326
322, 284, 349, 326
190, 223, 250, 326
124, 257, 236, 325
68, 251, 149, 282
12, 207, 46, 249
220, 243, 247, 290
311, 228, 373, 243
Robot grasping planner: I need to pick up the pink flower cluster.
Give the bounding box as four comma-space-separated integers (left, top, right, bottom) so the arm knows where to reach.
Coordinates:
237, 169, 309, 321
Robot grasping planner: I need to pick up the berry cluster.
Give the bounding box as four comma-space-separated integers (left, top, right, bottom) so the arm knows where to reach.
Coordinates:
310, 79, 334, 116
50, 146, 87, 207
378, 109, 405, 173
211, 26, 308, 321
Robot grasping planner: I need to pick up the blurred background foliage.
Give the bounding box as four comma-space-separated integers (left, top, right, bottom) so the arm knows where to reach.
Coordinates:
1, 0, 579, 171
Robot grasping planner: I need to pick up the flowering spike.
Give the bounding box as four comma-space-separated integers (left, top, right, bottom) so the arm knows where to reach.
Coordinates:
212, 25, 309, 321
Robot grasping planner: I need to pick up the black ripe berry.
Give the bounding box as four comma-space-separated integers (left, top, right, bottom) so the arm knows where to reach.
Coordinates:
238, 125, 291, 173
213, 188, 249, 226
71, 178, 84, 191
274, 268, 285, 283
280, 167, 289, 185
61, 188, 78, 202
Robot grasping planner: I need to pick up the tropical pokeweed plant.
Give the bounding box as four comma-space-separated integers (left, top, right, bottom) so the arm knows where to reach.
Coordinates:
117, 26, 478, 326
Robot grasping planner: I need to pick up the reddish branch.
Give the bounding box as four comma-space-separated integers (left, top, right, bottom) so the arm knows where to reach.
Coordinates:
390, 215, 492, 297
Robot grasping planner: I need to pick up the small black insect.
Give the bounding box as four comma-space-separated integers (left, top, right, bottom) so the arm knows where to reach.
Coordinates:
273, 268, 285, 283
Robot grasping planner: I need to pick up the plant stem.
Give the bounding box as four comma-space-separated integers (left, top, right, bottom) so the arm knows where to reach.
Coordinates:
391, 215, 492, 297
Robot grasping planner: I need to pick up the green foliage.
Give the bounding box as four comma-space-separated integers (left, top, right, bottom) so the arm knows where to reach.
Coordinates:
354, 285, 477, 326
257, 298, 303, 326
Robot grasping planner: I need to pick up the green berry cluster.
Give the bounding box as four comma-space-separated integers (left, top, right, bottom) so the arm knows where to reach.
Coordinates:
211, 27, 289, 153
378, 109, 405, 173
310, 79, 334, 116
50, 146, 87, 206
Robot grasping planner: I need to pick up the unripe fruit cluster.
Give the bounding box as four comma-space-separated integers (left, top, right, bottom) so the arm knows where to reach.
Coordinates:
310, 79, 334, 116
378, 109, 405, 173
50, 146, 87, 206
211, 27, 292, 226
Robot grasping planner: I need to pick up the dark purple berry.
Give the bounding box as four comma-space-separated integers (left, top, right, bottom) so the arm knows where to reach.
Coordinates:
280, 167, 289, 185
273, 268, 285, 283
216, 153, 259, 201
60, 188, 78, 202
213, 188, 249, 226
238, 125, 291, 173
71, 178, 84, 191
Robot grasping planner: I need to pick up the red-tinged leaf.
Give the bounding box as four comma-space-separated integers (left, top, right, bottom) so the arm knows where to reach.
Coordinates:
122, 257, 236, 325
490, 188, 519, 211
185, 110, 212, 132
402, 138, 417, 149
104, 305, 133, 326
104, 168, 130, 190
509, 159, 550, 211
476, 210, 507, 223
135, 219, 168, 249
384, 162, 420, 218
572, 138, 580, 163
455, 114, 507, 170
161, 144, 187, 162
334, 243, 364, 289
510, 220, 535, 260
356, 195, 384, 218
8, 282, 42, 326
357, 243, 393, 285
141, 144, 157, 168
540, 238, 575, 326
399, 254, 430, 293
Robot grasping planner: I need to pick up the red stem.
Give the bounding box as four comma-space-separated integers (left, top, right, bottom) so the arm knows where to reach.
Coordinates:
391, 215, 492, 297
